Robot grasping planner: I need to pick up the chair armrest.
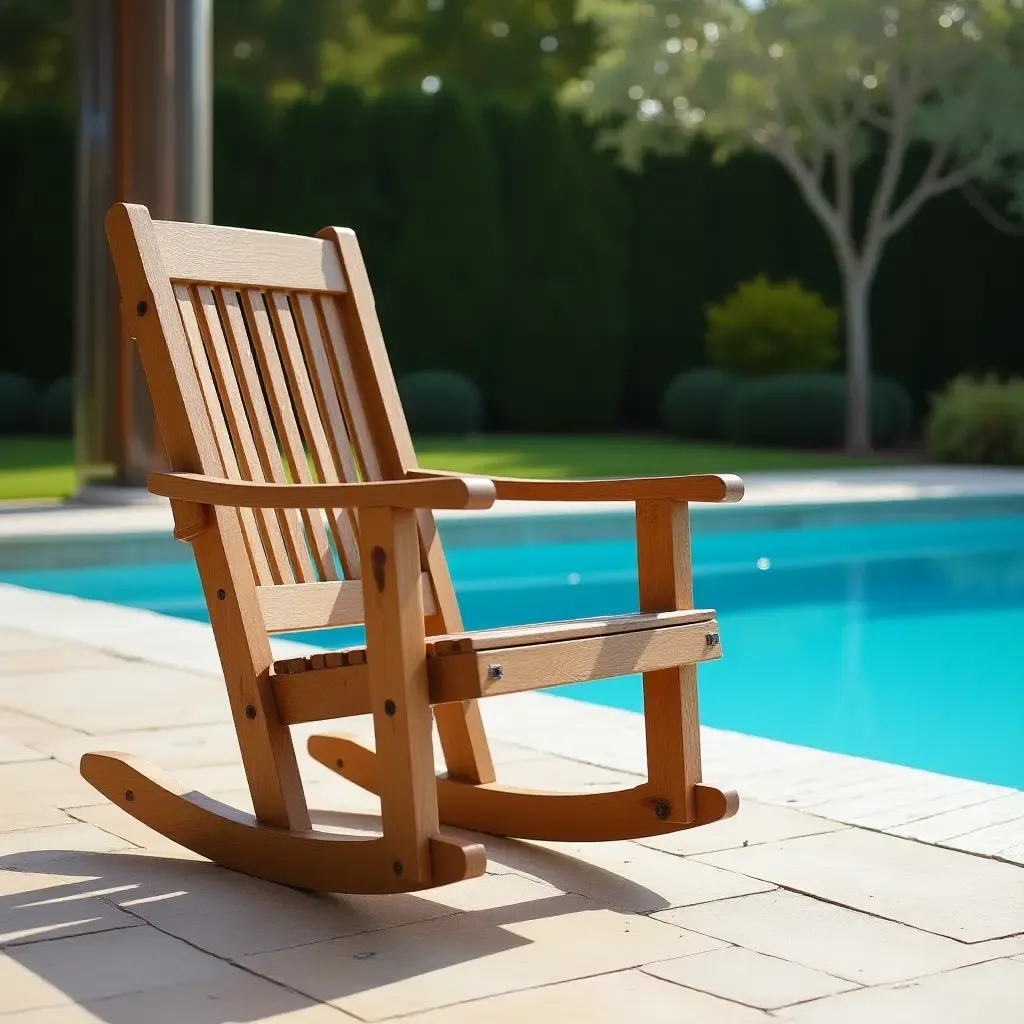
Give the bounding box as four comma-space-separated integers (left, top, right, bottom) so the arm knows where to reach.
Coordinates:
409, 469, 743, 504
149, 472, 497, 511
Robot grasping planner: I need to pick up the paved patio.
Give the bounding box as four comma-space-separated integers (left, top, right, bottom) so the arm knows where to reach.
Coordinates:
1, 618, 1023, 1022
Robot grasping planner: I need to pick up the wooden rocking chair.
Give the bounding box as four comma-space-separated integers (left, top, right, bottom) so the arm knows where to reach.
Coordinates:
82, 203, 743, 895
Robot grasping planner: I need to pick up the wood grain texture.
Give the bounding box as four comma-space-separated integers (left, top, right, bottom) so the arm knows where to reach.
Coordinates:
360, 506, 439, 885
428, 619, 722, 703
193, 284, 282, 584
257, 575, 437, 633
244, 288, 328, 582
215, 286, 304, 585
637, 498, 702, 823
154, 219, 348, 292
148, 471, 497, 511
412, 469, 744, 504
308, 735, 739, 841
322, 226, 495, 785
174, 283, 272, 585
269, 618, 721, 725
80, 751, 485, 893
292, 292, 362, 577
104, 202, 309, 831
191, 284, 280, 585
428, 608, 716, 655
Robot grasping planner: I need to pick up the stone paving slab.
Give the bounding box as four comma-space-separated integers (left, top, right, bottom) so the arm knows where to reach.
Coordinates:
0, 975, 358, 1023
642, 945, 860, 1010
778, 957, 1024, 1023
658, 890, 1017, 986
395, 969, 774, 1023
239, 899, 724, 1020
695, 828, 1024, 941
0, 628, 1021, 1021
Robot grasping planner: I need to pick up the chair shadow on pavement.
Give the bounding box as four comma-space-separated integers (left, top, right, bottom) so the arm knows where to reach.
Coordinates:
0, 809, 670, 1022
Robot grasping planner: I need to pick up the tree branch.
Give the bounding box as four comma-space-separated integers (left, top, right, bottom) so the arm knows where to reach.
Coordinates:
881, 143, 1000, 241
755, 129, 854, 267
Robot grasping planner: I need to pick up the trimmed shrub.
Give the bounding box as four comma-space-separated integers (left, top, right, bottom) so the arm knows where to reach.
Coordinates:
0, 373, 40, 435
660, 368, 738, 440
398, 370, 484, 436
707, 276, 839, 377
723, 373, 911, 449
927, 375, 1024, 465
38, 376, 74, 435
873, 376, 915, 447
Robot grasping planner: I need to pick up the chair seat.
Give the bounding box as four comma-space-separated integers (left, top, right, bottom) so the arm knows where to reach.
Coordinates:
273, 608, 717, 676
426, 608, 717, 655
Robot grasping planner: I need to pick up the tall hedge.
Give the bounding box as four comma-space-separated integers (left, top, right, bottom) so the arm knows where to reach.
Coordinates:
0, 106, 73, 386
7, 87, 1024, 430
490, 96, 626, 431
379, 88, 502, 387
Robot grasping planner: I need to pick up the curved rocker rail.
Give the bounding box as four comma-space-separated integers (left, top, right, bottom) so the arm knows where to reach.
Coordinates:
80, 752, 486, 894
307, 735, 739, 843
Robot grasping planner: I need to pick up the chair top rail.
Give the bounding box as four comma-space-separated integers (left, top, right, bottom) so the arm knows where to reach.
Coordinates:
154, 220, 348, 293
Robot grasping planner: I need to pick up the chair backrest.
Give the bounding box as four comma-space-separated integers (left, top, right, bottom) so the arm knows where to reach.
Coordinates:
106, 204, 462, 638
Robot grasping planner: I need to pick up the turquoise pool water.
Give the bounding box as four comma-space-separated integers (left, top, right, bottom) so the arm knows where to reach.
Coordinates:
4, 513, 1024, 789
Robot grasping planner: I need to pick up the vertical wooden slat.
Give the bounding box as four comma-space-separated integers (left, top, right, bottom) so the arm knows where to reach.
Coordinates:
636, 498, 701, 823
316, 294, 381, 481
195, 286, 291, 585
107, 203, 309, 831
318, 227, 496, 787
268, 290, 356, 579
294, 292, 362, 578
244, 289, 333, 583
174, 284, 273, 586
220, 288, 312, 584
361, 505, 439, 885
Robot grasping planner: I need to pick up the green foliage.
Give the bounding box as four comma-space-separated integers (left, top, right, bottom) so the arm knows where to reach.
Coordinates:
491, 95, 627, 431
0, 373, 40, 435
706, 276, 839, 376
380, 87, 502, 385
368, 0, 598, 100
660, 368, 738, 440
398, 370, 484, 436
927, 375, 1024, 465
0, 0, 72, 109
0, 105, 72, 385
582, 0, 1024, 451
724, 373, 912, 449
873, 376, 915, 447
38, 375, 73, 435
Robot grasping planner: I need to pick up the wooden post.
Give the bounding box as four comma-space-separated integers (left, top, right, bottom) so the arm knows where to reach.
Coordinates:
636, 499, 701, 822
361, 506, 440, 886
75, 0, 211, 492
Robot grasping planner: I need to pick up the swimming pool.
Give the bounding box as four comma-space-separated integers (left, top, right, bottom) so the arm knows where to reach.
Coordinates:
4, 511, 1024, 789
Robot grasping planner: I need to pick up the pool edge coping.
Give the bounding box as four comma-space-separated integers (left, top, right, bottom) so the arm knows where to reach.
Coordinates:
1, 579, 1020, 870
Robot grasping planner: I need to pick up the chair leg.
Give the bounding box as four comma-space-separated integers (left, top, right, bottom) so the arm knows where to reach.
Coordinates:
76, 506, 486, 895
361, 504, 445, 886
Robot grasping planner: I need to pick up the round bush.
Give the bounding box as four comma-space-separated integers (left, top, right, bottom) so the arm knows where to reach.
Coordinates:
0, 373, 41, 435
872, 376, 915, 447
38, 376, 74, 436
723, 373, 913, 449
660, 368, 738, 440
397, 370, 484, 436
927, 375, 1024, 465
706, 275, 839, 376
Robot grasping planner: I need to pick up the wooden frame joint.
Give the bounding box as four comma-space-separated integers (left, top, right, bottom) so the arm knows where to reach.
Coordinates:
170, 499, 211, 543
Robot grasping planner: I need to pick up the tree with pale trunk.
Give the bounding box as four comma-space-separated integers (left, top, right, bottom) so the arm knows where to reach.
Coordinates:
578, 0, 1024, 451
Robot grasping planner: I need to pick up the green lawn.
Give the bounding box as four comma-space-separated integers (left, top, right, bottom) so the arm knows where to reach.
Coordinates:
0, 435, 897, 502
